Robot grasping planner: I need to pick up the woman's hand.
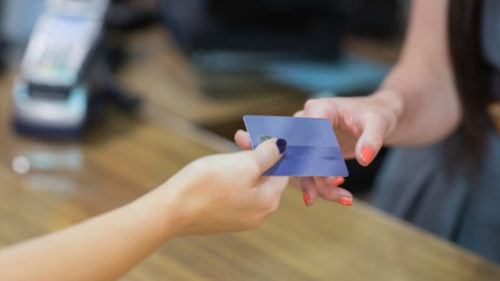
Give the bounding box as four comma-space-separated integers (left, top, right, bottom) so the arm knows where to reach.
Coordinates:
157, 138, 289, 236
295, 92, 402, 164
234, 91, 403, 206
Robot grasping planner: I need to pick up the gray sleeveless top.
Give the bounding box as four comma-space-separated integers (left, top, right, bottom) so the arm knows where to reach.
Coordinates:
372, 0, 500, 263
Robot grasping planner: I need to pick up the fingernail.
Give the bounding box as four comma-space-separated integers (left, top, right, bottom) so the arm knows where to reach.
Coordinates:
331, 177, 345, 186
361, 147, 374, 165
276, 138, 287, 154
338, 197, 353, 206
302, 192, 310, 206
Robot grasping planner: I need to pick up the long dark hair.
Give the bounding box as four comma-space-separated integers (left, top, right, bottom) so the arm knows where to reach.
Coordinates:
448, 0, 493, 174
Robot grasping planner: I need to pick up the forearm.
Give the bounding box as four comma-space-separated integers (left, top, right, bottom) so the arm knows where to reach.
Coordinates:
0, 186, 179, 281
372, 59, 461, 146
369, 0, 461, 146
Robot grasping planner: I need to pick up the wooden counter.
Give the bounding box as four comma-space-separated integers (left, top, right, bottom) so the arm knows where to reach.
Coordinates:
0, 33, 499, 281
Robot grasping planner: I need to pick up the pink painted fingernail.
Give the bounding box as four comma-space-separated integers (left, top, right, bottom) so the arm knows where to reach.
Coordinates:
361, 147, 374, 166
331, 177, 345, 186
302, 192, 310, 206
338, 197, 353, 206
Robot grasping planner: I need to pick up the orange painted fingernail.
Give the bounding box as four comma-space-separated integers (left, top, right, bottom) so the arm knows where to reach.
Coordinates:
331, 177, 345, 186
302, 192, 310, 206
338, 197, 353, 206
361, 147, 374, 165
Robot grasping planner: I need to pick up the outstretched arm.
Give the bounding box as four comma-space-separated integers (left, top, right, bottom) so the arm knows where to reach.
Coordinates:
0, 139, 288, 281
379, 0, 460, 146
235, 0, 460, 207
298, 0, 460, 162
0, 194, 176, 281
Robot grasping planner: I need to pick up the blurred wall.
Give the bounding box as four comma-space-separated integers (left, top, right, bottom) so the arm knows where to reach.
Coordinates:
0, 0, 45, 60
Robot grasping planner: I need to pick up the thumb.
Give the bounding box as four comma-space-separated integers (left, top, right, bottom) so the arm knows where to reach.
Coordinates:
251, 138, 287, 173
355, 117, 386, 167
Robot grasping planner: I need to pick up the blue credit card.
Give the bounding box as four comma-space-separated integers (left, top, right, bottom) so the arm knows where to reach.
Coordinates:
243, 115, 349, 177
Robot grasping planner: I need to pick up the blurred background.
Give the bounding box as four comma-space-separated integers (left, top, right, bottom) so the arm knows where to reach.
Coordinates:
0, 0, 408, 200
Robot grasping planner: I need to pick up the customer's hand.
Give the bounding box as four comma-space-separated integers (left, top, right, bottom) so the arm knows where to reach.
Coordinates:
234, 92, 401, 206
157, 138, 289, 236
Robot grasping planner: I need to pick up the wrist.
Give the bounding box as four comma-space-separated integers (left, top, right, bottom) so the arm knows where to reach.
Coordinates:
131, 181, 186, 242
369, 88, 405, 144
370, 88, 405, 121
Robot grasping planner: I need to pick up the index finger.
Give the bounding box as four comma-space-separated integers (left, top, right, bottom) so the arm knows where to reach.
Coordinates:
234, 129, 252, 150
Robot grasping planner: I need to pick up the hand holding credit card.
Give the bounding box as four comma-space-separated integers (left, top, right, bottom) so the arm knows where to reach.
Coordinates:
244, 115, 349, 177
